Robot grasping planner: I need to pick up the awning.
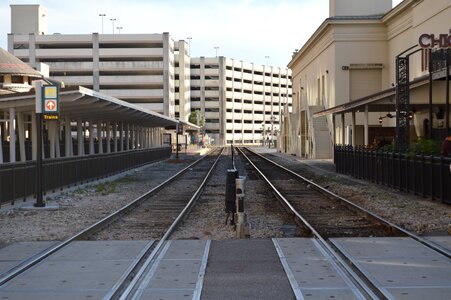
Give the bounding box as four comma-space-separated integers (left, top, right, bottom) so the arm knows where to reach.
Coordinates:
165, 120, 200, 132
313, 75, 429, 117
0, 85, 179, 128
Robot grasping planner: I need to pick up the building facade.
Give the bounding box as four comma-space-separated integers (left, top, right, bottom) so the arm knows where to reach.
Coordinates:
285, 0, 451, 158
8, 4, 188, 120
190, 57, 292, 145
8, 4, 292, 146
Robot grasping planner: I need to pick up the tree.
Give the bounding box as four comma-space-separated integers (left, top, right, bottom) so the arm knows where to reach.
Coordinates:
189, 110, 205, 130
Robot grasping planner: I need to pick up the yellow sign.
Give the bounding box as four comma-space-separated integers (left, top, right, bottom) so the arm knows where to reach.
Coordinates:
43, 115, 59, 120
44, 86, 57, 99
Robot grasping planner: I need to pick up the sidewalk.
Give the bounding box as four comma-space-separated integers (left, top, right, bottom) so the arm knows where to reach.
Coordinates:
249, 146, 336, 175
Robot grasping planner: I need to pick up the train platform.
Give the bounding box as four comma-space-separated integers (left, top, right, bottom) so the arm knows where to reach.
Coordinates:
0, 146, 210, 213
1, 237, 450, 299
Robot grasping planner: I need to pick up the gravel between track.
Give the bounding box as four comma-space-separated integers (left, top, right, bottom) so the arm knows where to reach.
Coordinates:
262, 150, 451, 236
0, 147, 449, 246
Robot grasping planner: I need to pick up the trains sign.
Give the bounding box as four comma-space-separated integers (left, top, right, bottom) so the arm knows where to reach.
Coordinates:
42, 85, 60, 120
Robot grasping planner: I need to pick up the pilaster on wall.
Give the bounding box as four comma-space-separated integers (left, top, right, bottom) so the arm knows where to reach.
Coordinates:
28, 33, 37, 70
200, 57, 206, 116
219, 56, 226, 145
92, 33, 100, 91
163, 33, 170, 117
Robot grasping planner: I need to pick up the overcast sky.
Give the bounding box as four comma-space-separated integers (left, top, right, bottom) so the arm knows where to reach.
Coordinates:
0, 0, 403, 68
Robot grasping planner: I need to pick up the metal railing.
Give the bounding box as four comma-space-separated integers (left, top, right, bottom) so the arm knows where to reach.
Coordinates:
334, 145, 451, 204
0, 147, 171, 206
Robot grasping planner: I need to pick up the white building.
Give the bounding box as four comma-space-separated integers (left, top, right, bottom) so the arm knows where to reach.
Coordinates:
8, 4, 190, 121
8, 4, 292, 146
190, 57, 292, 145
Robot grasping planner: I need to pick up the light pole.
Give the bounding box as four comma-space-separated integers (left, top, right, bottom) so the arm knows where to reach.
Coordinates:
117, 26, 123, 34
99, 13, 106, 34
265, 55, 270, 66
110, 18, 116, 34
187, 37, 192, 56
270, 115, 277, 148
214, 46, 219, 57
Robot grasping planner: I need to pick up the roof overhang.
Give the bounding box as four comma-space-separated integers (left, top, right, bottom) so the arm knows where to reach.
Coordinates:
165, 120, 200, 132
313, 75, 429, 117
0, 85, 179, 128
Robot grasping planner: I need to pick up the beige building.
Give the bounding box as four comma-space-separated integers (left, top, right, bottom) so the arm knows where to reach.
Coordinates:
285, 0, 451, 158
190, 57, 292, 145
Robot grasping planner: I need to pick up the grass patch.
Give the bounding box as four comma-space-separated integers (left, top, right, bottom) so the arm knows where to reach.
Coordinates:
115, 176, 138, 184
95, 182, 117, 195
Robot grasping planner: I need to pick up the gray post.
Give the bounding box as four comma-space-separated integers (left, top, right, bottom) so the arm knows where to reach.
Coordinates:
9, 107, 16, 163
49, 121, 56, 159
17, 112, 26, 162
65, 117, 72, 157
113, 121, 118, 152
120, 122, 124, 151
89, 121, 95, 155
125, 123, 129, 150
97, 121, 103, 154
106, 122, 111, 153
77, 118, 84, 156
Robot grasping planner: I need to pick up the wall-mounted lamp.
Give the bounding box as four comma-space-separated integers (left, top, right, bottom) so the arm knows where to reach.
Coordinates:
379, 112, 413, 124
379, 113, 394, 124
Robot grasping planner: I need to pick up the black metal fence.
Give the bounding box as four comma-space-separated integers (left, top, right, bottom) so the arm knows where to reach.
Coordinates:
0, 147, 171, 206
334, 145, 451, 204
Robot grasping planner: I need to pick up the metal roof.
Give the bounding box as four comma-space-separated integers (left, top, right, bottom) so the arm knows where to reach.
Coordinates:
0, 48, 42, 77
0, 85, 179, 128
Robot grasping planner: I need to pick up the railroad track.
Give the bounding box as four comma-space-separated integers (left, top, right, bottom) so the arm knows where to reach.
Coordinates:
239, 147, 399, 238
237, 146, 451, 299
0, 147, 224, 299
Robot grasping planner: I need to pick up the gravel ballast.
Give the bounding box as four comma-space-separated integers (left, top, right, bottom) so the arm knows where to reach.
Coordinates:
0, 147, 449, 246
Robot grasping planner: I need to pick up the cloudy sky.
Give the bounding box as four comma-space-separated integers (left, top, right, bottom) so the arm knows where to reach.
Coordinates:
0, 0, 403, 67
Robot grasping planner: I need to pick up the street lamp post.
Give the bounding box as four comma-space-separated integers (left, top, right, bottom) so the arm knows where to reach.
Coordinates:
110, 18, 117, 34
99, 14, 106, 34
214, 46, 219, 57
187, 37, 192, 56
117, 26, 123, 34
270, 115, 277, 148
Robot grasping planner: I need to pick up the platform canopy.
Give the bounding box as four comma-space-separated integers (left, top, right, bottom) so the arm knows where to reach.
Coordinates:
0, 48, 42, 77
0, 85, 179, 128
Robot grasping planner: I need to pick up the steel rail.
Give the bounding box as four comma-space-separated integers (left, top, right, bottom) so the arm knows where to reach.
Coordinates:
238, 147, 383, 299
0, 149, 216, 287
243, 147, 451, 259
113, 147, 224, 300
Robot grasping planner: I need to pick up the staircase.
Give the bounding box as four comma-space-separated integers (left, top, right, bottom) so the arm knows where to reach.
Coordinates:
308, 105, 332, 159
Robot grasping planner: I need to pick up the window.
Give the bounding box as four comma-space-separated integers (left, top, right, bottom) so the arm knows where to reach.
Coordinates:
11, 76, 23, 83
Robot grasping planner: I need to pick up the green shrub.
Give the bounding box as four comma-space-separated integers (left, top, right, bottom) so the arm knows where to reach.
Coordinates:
407, 138, 441, 156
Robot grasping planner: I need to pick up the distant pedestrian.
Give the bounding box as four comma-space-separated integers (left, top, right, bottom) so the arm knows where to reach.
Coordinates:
442, 135, 451, 157
442, 135, 451, 173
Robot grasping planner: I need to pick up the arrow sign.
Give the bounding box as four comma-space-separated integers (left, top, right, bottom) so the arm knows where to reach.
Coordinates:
45, 100, 57, 111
